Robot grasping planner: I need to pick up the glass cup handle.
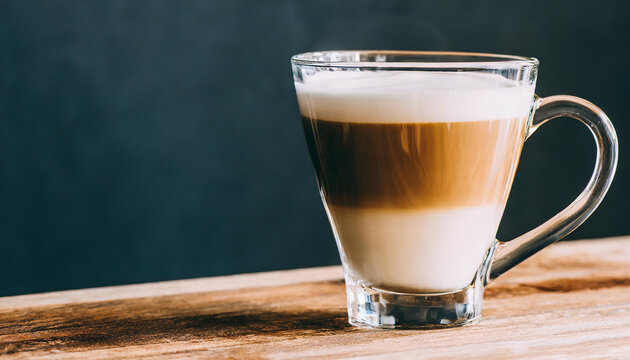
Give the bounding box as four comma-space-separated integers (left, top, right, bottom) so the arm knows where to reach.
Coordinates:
489, 95, 619, 282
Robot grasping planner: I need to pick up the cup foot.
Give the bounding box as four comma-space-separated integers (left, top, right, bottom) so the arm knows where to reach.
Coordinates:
346, 282, 484, 329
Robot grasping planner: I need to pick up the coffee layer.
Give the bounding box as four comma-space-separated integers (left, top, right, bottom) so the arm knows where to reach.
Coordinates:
303, 117, 527, 209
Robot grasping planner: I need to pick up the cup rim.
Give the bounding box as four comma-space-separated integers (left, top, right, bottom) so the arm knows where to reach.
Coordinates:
291, 50, 539, 69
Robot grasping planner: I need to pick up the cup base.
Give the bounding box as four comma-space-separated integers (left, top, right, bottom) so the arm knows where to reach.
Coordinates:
346, 282, 484, 329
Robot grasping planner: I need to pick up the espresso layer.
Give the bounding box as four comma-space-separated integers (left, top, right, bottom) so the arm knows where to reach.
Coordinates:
303, 117, 527, 209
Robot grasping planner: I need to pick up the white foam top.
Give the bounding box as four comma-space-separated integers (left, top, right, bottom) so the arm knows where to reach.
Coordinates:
295, 71, 534, 123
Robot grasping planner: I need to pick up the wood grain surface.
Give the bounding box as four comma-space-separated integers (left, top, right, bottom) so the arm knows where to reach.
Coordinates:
1, 237, 629, 359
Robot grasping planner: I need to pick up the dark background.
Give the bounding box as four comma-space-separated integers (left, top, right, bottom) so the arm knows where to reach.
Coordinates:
1, 0, 628, 296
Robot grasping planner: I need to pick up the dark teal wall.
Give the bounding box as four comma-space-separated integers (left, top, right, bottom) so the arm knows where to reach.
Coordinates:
1, 0, 628, 296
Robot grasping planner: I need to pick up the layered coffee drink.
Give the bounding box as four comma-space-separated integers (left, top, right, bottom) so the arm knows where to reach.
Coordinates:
296, 71, 534, 292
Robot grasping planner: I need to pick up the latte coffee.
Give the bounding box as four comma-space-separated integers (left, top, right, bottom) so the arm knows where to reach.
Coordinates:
296, 71, 534, 292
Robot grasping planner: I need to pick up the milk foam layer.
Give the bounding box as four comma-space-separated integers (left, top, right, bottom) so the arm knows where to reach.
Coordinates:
296, 71, 534, 123
330, 205, 501, 292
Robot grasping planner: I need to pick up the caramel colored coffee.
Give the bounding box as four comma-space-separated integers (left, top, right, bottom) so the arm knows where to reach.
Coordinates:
295, 71, 534, 292
302, 117, 526, 210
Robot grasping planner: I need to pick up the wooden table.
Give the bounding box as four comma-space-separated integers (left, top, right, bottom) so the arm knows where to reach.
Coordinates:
1, 237, 629, 359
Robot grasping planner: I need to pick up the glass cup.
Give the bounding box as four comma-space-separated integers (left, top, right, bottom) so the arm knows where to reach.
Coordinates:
291, 51, 617, 328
